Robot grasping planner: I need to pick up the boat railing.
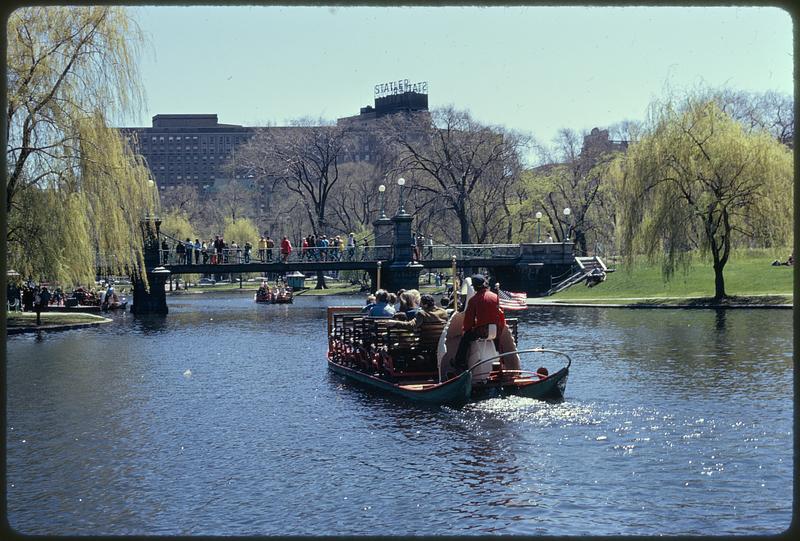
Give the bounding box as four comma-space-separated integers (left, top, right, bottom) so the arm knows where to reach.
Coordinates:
328, 307, 448, 377
466, 348, 572, 376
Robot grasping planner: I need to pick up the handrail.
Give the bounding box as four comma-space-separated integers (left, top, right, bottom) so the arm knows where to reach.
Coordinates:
466, 348, 572, 374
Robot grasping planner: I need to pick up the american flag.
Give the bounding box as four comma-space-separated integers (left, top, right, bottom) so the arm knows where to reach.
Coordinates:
498, 289, 528, 311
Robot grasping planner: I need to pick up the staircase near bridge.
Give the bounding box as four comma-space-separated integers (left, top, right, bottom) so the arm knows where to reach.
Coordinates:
547, 256, 611, 296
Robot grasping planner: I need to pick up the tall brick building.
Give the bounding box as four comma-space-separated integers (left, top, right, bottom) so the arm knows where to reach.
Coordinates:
120, 89, 431, 193
120, 114, 256, 194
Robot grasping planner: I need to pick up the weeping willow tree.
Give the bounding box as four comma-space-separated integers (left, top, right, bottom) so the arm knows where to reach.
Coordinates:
619, 97, 793, 299
5, 6, 153, 287
161, 210, 197, 245
223, 217, 259, 249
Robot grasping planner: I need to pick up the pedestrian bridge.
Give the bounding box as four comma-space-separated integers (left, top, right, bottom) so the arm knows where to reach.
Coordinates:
128, 215, 600, 314
155, 243, 526, 275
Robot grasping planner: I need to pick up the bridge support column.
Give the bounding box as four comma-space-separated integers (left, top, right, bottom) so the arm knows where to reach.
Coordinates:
131, 268, 170, 314
383, 263, 423, 293
131, 216, 171, 314
380, 209, 423, 292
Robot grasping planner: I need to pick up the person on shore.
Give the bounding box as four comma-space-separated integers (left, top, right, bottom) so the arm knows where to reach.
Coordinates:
7, 281, 21, 311
452, 274, 505, 371
368, 289, 396, 317
35, 286, 51, 325
280, 236, 292, 263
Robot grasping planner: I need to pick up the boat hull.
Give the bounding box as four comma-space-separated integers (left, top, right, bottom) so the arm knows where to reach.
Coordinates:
327, 359, 472, 406
471, 366, 569, 401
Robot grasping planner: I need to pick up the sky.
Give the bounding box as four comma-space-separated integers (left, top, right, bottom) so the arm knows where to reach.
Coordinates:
126, 5, 793, 152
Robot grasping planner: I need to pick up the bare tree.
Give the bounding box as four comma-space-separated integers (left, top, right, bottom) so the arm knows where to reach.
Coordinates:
236, 119, 353, 236
379, 106, 529, 244
533, 128, 620, 255
708, 88, 794, 146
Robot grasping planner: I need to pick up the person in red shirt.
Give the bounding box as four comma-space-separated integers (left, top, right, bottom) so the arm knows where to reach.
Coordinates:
454, 274, 505, 370
280, 236, 292, 263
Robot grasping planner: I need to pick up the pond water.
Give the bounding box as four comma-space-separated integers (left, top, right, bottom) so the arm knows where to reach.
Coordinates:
5, 291, 793, 535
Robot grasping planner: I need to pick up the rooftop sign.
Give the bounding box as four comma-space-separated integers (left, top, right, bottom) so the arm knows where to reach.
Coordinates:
374, 79, 428, 98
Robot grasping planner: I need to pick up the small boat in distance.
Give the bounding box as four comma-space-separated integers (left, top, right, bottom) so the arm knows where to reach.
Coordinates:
326, 306, 570, 406
255, 282, 293, 304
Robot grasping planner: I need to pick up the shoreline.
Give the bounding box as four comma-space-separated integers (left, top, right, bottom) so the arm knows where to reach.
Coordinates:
6, 317, 113, 335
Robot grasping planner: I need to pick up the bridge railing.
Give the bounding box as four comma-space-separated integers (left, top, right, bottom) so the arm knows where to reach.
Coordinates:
160, 245, 394, 266
424, 244, 521, 261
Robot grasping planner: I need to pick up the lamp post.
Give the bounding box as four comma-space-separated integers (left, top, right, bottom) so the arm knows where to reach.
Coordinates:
563, 207, 571, 241
535, 211, 542, 243
397, 177, 407, 215
378, 184, 387, 219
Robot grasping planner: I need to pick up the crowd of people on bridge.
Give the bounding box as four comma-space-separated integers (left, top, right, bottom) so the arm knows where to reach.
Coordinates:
157, 230, 445, 266
159, 232, 377, 265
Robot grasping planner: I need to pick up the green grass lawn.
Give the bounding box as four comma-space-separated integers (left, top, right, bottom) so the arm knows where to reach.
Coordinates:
552, 249, 794, 301
6, 311, 110, 327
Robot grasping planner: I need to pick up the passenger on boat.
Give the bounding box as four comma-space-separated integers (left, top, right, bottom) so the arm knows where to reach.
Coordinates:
453, 274, 505, 370
361, 294, 376, 314
394, 289, 420, 320
386, 293, 447, 329
368, 289, 396, 317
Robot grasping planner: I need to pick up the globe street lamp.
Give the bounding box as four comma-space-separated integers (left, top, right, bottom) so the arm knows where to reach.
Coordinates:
378, 184, 387, 219
535, 211, 543, 243
563, 207, 571, 241
397, 177, 407, 215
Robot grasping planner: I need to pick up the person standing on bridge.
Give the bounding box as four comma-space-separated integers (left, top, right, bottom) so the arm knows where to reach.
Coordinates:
184, 238, 194, 265
176, 240, 185, 265
194, 239, 201, 264
244, 241, 252, 264
258, 236, 267, 262
266, 236, 274, 262
280, 236, 292, 263
347, 233, 356, 261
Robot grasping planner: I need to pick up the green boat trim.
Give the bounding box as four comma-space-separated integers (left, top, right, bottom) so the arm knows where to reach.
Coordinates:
327, 358, 472, 406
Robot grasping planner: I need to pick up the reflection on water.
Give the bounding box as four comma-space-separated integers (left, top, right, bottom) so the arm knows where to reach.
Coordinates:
6, 294, 793, 536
